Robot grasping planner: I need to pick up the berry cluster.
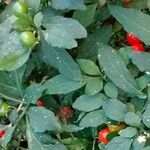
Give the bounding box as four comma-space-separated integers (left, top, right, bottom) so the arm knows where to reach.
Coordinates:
13, 1, 37, 48
98, 124, 126, 144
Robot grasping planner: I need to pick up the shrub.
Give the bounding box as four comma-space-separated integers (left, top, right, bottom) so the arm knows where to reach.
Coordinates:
0, 0, 150, 149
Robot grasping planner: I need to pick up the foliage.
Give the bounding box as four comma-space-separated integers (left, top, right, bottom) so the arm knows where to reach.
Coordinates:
0, 0, 150, 150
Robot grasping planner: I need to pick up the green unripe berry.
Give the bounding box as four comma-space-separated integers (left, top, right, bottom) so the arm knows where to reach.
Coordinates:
0, 102, 9, 117
13, 1, 28, 18
20, 31, 37, 48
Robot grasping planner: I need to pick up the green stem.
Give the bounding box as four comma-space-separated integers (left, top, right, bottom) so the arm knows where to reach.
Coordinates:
0, 93, 26, 104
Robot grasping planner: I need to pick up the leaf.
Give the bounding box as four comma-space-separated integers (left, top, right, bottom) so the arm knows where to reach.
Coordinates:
73, 4, 97, 27
41, 6, 58, 24
104, 82, 118, 99
51, 0, 86, 10
73, 93, 104, 112
26, 122, 66, 150
106, 136, 132, 150
24, 83, 46, 104
85, 77, 103, 96
108, 5, 150, 45
44, 74, 86, 95
128, 0, 150, 9
118, 47, 131, 65
98, 44, 145, 98
136, 75, 150, 90
103, 99, 128, 122
8, 109, 18, 123
25, 0, 41, 12
43, 25, 77, 49
77, 59, 101, 75
50, 16, 87, 39
79, 110, 107, 127
43, 15, 87, 49
143, 147, 150, 150
119, 127, 138, 138
39, 40, 82, 81
0, 71, 23, 100
131, 137, 145, 150
142, 106, 150, 128
34, 12, 43, 28
78, 26, 112, 62
125, 112, 142, 128
130, 51, 150, 73
62, 138, 89, 150
63, 124, 84, 132
28, 107, 61, 132
0, 31, 31, 71
0, 16, 16, 43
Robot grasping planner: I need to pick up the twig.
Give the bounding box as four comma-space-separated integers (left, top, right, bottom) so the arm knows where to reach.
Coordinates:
92, 139, 96, 150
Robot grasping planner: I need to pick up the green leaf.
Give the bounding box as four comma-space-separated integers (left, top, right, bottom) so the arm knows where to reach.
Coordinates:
51, 0, 86, 10
28, 107, 61, 132
98, 143, 106, 150
125, 112, 142, 128
132, 137, 145, 150
73, 4, 97, 27
34, 12, 43, 28
44, 74, 86, 95
130, 51, 150, 73
98, 0, 106, 7
85, 77, 103, 96
119, 127, 138, 138
106, 136, 132, 150
50, 16, 87, 39
24, 83, 46, 104
118, 47, 131, 65
98, 44, 144, 98
0, 71, 24, 100
62, 138, 89, 150
142, 106, 150, 128
43, 16, 87, 49
103, 99, 128, 121
0, 31, 31, 71
108, 5, 150, 45
143, 147, 150, 150
128, 0, 150, 10
43, 25, 77, 49
78, 26, 112, 62
79, 110, 107, 127
77, 59, 101, 75
104, 82, 118, 99
63, 124, 84, 132
0, 16, 16, 43
136, 75, 150, 90
25, 0, 40, 12
39, 40, 82, 81
26, 122, 66, 150
73, 93, 104, 112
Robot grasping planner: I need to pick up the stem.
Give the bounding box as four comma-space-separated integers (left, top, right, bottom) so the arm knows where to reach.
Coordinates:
14, 106, 29, 129
14, 71, 23, 97
0, 93, 26, 104
92, 139, 96, 150
17, 134, 22, 150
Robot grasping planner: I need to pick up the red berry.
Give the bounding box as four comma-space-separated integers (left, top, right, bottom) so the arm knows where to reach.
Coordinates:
0, 130, 6, 139
36, 100, 44, 106
98, 128, 110, 144
57, 106, 74, 123
131, 44, 145, 52
124, 0, 131, 7
126, 33, 142, 46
